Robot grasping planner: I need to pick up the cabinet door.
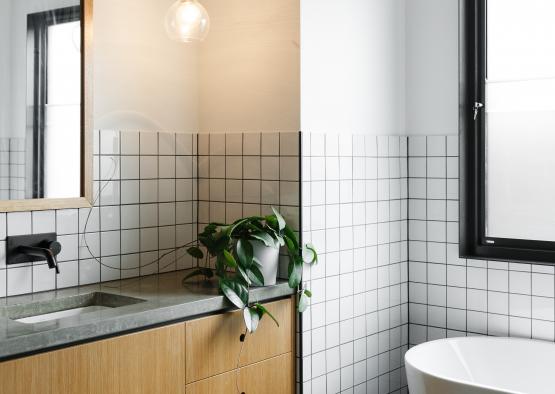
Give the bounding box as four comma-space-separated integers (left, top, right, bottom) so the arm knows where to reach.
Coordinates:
185, 298, 293, 383
0, 322, 186, 394
0, 353, 51, 394
185, 353, 293, 394
116, 322, 185, 394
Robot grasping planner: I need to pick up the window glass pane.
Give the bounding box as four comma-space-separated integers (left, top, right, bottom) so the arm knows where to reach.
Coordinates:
487, 0, 555, 81
486, 0, 555, 241
45, 21, 81, 198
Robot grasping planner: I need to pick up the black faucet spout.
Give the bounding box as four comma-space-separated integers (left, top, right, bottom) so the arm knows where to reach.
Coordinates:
18, 243, 61, 274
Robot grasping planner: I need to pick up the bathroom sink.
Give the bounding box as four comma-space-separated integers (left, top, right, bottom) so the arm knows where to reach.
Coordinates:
0, 292, 146, 324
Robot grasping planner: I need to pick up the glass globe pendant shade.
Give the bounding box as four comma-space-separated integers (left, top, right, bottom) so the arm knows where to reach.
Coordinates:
165, 0, 210, 43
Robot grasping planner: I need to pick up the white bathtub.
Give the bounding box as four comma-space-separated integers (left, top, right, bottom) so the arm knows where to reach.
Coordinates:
405, 337, 555, 394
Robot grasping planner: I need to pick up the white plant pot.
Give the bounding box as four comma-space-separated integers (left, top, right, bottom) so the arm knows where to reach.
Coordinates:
251, 240, 280, 286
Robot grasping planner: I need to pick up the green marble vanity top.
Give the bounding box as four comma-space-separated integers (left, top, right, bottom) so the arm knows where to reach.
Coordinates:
0, 269, 294, 361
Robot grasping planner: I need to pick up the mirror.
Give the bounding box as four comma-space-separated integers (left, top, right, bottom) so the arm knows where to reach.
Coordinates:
0, 0, 92, 210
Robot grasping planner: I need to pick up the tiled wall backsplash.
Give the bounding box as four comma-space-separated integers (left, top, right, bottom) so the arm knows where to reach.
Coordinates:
196, 131, 300, 227
5, 129, 553, 392
0, 130, 301, 299
408, 135, 555, 345
0, 138, 26, 200
196, 131, 300, 278
0, 130, 199, 297
301, 134, 409, 394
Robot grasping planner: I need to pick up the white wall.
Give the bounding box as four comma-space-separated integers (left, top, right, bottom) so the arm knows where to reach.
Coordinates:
301, 0, 406, 135
93, 0, 199, 132
405, 0, 458, 135
198, 0, 300, 133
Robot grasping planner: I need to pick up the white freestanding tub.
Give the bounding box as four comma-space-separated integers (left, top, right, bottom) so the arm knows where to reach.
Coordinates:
405, 337, 555, 394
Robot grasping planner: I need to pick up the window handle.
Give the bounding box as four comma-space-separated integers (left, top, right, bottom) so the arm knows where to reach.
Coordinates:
473, 102, 484, 120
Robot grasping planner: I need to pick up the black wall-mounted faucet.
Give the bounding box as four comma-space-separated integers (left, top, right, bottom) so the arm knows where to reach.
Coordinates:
6, 233, 62, 274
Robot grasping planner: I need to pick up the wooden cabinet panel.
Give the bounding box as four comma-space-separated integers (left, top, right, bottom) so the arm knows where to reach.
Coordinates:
185, 298, 293, 383
87, 338, 120, 394
51, 345, 94, 393
117, 322, 185, 394
185, 353, 293, 394
0, 297, 295, 394
1, 322, 185, 394
0, 353, 51, 394
51, 340, 121, 394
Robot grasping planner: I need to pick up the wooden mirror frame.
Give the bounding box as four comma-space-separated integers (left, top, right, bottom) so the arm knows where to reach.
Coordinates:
0, 0, 93, 212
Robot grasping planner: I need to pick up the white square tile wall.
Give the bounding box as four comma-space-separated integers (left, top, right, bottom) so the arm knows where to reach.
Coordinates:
8, 131, 550, 391
196, 132, 301, 279
0, 130, 300, 299
0, 130, 198, 296
0, 138, 26, 200
408, 135, 555, 347
301, 133, 409, 394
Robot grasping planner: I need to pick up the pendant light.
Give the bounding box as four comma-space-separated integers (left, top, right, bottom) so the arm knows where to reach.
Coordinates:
165, 0, 210, 43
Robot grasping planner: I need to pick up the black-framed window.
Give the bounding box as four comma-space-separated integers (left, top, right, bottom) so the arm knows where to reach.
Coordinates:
27, 6, 81, 198
460, 0, 555, 264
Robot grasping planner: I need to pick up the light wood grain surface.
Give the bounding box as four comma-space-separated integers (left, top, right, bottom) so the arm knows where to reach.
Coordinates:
185, 298, 293, 383
0, 322, 185, 394
185, 353, 293, 394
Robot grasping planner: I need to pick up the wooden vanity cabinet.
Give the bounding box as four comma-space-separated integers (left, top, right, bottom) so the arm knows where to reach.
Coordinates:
0, 297, 294, 394
185, 353, 293, 394
185, 297, 293, 382
0, 322, 186, 394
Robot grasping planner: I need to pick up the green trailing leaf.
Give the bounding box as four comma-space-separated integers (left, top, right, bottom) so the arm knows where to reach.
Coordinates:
250, 232, 276, 248
181, 267, 213, 284
212, 233, 231, 254
222, 250, 237, 268
303, 243, 318, 264
284, 236, 296, 255
298, 289, 311, 313
271, 207, 286, 231
288, 257, 303, 288
253, 303, 279, 327
227, 218, 249, 237
227, 216, 265, 237
237, 266, 252, 285
247, 264, 265, 286
186, 246, 204, 259
215, 253, 226, 277
243, 307, 260, 333
236, 239, 253, 267
219, 278, 249, 309
200, 223, 218, 235
252, 257, 263, 268
199, 234, 216, 254
283, 225, 299, 250
246, 221, 265, 232
265, 215, 279, 232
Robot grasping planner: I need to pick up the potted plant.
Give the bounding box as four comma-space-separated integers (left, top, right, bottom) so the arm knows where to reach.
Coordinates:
183, 207, 317, 333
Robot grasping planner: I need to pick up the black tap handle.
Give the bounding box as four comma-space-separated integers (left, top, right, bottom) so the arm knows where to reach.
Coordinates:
45, 241, 62, 256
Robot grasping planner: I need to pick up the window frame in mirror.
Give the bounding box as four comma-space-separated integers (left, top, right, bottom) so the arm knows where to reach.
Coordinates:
0, 0, 93, 212
459, 0, 555, 264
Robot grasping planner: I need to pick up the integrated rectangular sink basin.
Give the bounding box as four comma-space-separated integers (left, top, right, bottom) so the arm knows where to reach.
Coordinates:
0, 292, 146, 324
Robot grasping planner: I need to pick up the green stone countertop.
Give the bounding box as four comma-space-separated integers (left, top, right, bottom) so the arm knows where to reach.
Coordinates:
0, 270, 294, 361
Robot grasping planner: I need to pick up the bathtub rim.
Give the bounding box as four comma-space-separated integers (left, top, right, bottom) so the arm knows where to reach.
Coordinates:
404, 336, 555, 394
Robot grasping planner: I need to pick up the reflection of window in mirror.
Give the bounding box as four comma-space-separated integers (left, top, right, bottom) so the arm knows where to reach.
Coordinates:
27, 6, 81, 199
